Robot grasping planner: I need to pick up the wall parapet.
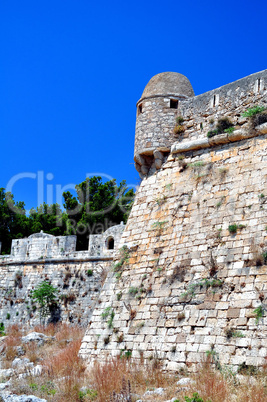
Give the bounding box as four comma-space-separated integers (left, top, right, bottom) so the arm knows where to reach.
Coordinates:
0, 223, 125, 264
171, 123, 267, 154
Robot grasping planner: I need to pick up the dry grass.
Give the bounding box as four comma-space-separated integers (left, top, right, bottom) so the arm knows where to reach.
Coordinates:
43, 339, 84, 377
237, 383, 267, 402
2, 325, 267, 402
54, 322, 84, 343
5, 323, 86, 402
183, 359, 267, 402
90, 357, 130, 400
32, 323, 59, 337
89, 357, 177, 401
6, 323, 23, 338
2, 324, 23, 368
41, 339, 86, 401
188, 360, 232, 402
24, 342, 39, 364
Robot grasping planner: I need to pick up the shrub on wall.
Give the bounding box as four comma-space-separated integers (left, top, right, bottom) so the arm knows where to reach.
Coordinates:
207, 117, 234, 138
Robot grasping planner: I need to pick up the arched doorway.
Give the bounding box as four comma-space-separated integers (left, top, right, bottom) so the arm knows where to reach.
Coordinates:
106, 236, 114, 250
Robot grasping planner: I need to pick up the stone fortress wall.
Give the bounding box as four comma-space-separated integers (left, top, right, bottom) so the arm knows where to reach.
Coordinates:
0, 224, 124, 327
80, 69, 267, 371
135, 69, 267, 176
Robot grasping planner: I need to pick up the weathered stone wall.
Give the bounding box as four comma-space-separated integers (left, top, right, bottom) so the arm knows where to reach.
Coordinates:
0, 224, 125, 328
80, 129, 267, 371
0, 257, 111, 328
178, 69, 267, 144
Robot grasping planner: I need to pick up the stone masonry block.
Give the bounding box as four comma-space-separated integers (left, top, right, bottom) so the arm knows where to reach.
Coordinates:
227, 308, 241, 318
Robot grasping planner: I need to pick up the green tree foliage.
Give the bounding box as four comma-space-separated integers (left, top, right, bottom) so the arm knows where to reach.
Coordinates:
0, 188, 30, 253
0, 177, 135, 254
63, 177, 134, 250
28, 203, 67, 236
30, 280, 59, 323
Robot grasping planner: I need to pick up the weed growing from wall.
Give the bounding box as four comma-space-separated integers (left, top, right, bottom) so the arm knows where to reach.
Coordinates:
254, 305, 265, 324
174, 116, 185, 136
228, 223, 246, 234
224, 327, 245, 339
207, 117, 234, 138
0, 322, 5, 335
128, 287, 139, 296
181, 278, 223, 300
151, 221, 168, 230
242, 106, 265, 118
113, 246, 130, 273
101, 306, 115, 328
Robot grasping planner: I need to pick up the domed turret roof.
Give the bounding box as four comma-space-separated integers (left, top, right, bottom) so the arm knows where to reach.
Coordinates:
28, 231, 54, 239
140, 72, 194, 100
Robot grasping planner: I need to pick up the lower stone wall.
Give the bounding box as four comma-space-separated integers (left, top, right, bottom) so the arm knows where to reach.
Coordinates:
80, 133, 267, 371
0, 258, 112, 328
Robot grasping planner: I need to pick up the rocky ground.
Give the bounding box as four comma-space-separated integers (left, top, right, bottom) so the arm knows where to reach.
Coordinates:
0, 324, 267, 402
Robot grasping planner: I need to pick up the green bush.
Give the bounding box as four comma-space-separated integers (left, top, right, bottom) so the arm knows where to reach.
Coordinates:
228, 223, 246, 234
151, 221, 168, 231
207, 117, 234, 138
185, 393, 211, 402
189, 161, 205, 168
254, 305, 264, 324
6, 313, 10, 320
216, 117, 234, 133
113, 246, 130, 272
87, 269, 93, 276
262, 251, 267, 264
228, 224, 238, 234
176, 116, 184, 124
107, 310, 115, 329
101, 306, 112, 319
224, 126, 235, 134
120, 349, 132, 359
116, 292, 122, 301
225, 327, 245, 339
128, 287, 139, 296
252, 111, 267, 126
242, 106, 265, 117
0, 322, 5, 336
30, 280, 59, 323
101, 306, 115, 328
79, 389, 98, 401
174, 393, 212, 402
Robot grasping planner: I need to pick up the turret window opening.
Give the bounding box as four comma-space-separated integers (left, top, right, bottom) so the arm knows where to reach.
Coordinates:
138, 104, 143, 115
257, 78, 261, 93
107, 237, 114, 250
170, 99, 178, 109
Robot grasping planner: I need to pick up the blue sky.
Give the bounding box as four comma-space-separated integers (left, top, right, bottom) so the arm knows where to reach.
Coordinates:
0, 0, 266, 212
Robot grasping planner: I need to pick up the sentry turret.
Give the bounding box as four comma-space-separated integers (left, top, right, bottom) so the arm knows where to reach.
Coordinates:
134, 72, 194, 177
